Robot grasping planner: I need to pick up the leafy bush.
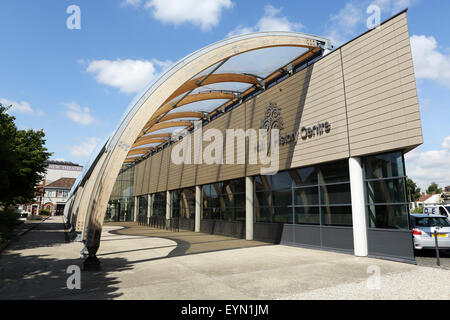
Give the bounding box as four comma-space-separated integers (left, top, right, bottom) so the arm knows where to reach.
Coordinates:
412, 206, 424, 214
0, 208, 20, 242
39, 209, 50, 216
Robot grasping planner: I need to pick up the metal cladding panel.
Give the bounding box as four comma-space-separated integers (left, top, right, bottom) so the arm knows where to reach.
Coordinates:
321, 227, 354, 252
179, 218, 195, 231
200, 220, 245, 238
367, 229, 416, 263
342, 12, 423, 157
254, 223, 285, 244
292, 225, 321, 247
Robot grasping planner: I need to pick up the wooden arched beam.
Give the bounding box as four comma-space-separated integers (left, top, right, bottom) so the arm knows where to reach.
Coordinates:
132, 138, 167, 148
158, 111, 205, 123
142, 92, 235, 134
146, 121, 193, 135
141, 133, 172, 139
127, 149, 148, 157
162, 73, 259, 106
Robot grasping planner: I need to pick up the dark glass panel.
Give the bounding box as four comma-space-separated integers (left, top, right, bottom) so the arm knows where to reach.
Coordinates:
255, 191, 272, 207
292, 166, 318, 187
235, 208, 246, 222
321, 206, 353, 226
366, 179, 407, 204
234, 193, 246, 208
294, 207, 320, 225
364, 152, 404, 179
254, 206, 273, 223
320, 183, 351, 205
255, 175, 271, 191
271, 171, 293, 190
273, 207, 293, 223
319, 160, 349, 184
272, 189, 292, 207
294, 187, 319, 206
368, 204, 409, 229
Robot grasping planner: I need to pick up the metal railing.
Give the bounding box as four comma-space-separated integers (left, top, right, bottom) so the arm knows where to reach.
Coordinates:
137, 214, 179, 232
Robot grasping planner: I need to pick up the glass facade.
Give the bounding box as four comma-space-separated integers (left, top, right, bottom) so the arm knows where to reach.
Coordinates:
364, 151, 409, 230
138, 195, 148, 219
106, 167, 135, 222
172, 187, 196, 219
254, 160, 352, 226
152, 192, 166, 217
202, 179, 246, 221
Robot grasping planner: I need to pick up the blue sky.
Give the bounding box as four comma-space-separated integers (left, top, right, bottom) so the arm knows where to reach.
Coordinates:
1, 0, 449, 190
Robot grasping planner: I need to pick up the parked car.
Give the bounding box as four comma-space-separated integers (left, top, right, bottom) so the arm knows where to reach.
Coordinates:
411, 214, 450, 250
423, 205, 450, 219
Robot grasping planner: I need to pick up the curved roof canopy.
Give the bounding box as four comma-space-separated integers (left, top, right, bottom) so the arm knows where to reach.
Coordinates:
115, 33, 331, 166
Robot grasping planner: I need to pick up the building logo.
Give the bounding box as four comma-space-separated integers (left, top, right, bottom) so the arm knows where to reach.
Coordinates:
261, 103, 283, 154
261, 102, 284, 133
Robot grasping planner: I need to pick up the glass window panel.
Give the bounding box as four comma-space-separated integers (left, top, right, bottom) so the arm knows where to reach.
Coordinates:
254, 206, 273, 223
234, 193, 246, 208
271, 171, 293, 190
321, 206, 352, 226
294, 187, 319, 206
292, 166, 318, 187
366, 179, 407, 204
364, 152, 404, 179
295, 207, 320, 225
368, 204, 409, 229
255, 176, 271, 191
272, 189, 292, 207
319, 160, 349, 184
233, 179, 246, 193
320, 183, 351, 205
255, 191, 272, 207
273, 207, 293, 223
235, 208, 246, 222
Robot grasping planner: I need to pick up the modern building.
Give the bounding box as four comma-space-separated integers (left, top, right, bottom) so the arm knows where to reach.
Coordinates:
66, 10, 423, 266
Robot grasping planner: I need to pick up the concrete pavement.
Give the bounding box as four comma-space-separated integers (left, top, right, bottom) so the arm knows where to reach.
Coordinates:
0, 216, 449, 300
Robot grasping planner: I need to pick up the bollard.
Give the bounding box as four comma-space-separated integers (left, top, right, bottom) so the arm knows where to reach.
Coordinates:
434, 230, 441, 267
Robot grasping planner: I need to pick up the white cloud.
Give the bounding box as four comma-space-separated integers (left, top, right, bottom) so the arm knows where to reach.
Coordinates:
64, 102, 95, 126
0, 98, 44, 116
228, 5, 303, 37
70, 137, 101, 158
374, 0, 419, 14
124, 0, 233, 30
121, 0, 142, 8
410, 35, 450, 88
442, 136, 450, 150
405, 136, 450, 191
86, 58, 171, 94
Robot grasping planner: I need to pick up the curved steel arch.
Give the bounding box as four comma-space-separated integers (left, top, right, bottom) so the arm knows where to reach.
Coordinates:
71, 31, 331, 259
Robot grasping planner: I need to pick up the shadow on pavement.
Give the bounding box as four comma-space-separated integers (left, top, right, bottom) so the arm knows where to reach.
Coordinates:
0, 219, 135, 300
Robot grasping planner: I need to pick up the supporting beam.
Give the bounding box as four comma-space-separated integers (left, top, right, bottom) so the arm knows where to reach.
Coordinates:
349, 157, 368, 257
195, 186, 202, 233
166, 190, 172, 229
147, 194, 153, 225
246, 176, 254, 241
133, 196, 138, 223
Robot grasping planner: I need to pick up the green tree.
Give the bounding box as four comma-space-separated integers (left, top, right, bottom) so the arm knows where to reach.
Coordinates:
406, 178, 421, 202
426, 182, 442, 195
0, 103, 51, 207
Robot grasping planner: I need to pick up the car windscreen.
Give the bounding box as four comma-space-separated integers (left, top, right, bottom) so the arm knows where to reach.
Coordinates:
415, 217, 450, 227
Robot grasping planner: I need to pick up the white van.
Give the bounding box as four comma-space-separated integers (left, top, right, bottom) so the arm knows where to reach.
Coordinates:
423, 205, 450, 219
